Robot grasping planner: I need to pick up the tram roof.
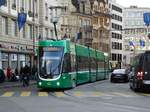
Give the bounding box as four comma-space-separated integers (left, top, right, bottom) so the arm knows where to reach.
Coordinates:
38, 40, 106, 60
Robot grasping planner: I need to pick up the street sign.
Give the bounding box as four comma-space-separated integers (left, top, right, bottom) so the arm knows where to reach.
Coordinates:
143, 13, 150, 26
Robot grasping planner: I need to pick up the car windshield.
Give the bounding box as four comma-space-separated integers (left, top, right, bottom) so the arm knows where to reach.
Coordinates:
113, 69, 126, 74
39, 47, 64, 79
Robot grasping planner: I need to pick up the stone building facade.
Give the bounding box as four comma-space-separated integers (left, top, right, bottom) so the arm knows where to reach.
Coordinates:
0, 0, 54, 74
0, 0, 111, 73
57, 0, 111, 52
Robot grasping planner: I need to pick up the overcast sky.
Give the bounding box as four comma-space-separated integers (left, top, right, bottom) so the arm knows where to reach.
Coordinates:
116, 0, 150, 7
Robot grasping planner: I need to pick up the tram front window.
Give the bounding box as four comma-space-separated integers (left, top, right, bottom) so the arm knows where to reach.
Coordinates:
39, 47, 64, 79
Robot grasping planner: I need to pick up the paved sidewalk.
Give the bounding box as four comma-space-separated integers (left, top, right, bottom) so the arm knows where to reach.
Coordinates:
0, 80, 37, 89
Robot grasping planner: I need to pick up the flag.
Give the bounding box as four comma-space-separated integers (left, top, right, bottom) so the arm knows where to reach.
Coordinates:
75, 32, 82, 42
17, 12, 27, 31
77, 32, 82, 39
143, 13, 150, 26
0, 0, 6, 7
129, 41, 134, 46
139, 39, 145, 47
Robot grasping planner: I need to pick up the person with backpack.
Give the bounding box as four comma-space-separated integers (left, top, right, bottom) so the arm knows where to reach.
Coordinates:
22, 65, 30, 87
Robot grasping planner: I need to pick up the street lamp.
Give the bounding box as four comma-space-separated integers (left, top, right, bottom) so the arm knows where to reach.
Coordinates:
49, 3, 66, 40
51, 17, 59, 40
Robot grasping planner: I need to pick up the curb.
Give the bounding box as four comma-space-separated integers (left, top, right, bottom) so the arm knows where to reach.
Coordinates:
0, 81, 36, 89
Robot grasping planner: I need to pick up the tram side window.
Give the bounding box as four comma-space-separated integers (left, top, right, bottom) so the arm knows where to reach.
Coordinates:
77, 56, 89, 71
62, 53, 71, 73
97, 60, 104, 70
105, 61, 109, 69
90, 57, 96, 71
70, 54, 76, 72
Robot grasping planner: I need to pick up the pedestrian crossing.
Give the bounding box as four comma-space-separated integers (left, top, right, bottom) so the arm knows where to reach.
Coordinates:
0, 91, 150, 98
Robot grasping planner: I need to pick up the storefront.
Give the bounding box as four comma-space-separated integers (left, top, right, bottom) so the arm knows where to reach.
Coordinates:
0, 43, 34, 75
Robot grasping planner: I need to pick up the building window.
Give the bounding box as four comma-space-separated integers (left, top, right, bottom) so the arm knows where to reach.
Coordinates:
2, 16, 8, 35
79, 19, 83, 26
112, 5, 122, 13
20, 0, 25, 11
28, 24, 32, 39
11, 19, 17, 36
35, 26, 38, 40
29, 0, 32, 11
45, 3, 48, 20
112, 23, 122, 31
19, 55, 25, 67
10, 54, 17, 70
4, 0, 7, 7
2, 53, 9, 70
45, 28, 49, 39
23, 26, 26, 38
12, 0, 16, 10
35, 0, 38, 15
112, 53, 117, 61
50, 30, 53, 38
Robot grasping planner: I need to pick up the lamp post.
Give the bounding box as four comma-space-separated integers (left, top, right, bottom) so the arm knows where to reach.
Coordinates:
51, 17, 59, 40
49, 4, 66, 40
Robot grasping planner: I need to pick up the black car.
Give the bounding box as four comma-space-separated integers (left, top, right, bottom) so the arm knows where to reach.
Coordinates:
110, 69, 129, 83
129, 51, 150, 91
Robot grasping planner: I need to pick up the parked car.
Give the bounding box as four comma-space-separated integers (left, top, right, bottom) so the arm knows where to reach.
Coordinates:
110, 69, 129, 83
129, 51, 150, 91
0, 69, 5, 83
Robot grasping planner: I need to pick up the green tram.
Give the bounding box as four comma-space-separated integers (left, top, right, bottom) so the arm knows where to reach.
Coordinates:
37, 40, 111, 89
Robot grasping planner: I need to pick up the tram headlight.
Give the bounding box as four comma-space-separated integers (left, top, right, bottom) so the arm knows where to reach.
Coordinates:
57, 82, 60, 86
39, 82, 42, 86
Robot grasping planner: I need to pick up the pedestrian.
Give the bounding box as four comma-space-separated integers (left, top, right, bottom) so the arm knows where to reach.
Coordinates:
0, 69, 5, 83
15, 67, 18, 76
20, 66, 24, 82
6, 66, 12, 81
22, 65, 30, 87
14, 67, 19, 81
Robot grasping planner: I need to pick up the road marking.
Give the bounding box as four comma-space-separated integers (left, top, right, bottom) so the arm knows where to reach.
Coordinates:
55, 92, 65, 97
93, 92, 103, 97
140, 93, 150, 96
20, 91, 31, 97
74, 91, 83, 97
38, 92, 49, 96
112, 92, 133, 97
55, 92, 66, 97
2, 92, 14, 97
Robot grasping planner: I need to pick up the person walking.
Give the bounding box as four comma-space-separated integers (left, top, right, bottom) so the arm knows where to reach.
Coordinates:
6, 66, 12, 81
0, 69, 5, 83
22, 65, 30, 87
19, 66, 24, 82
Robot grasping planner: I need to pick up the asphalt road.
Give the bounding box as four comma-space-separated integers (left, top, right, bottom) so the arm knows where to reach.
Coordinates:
0, 80, 150, 112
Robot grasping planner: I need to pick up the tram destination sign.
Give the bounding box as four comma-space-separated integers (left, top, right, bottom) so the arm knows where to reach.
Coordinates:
43, 47, 63, 52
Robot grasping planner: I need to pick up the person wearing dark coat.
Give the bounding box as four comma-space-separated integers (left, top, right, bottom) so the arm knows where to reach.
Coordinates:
22, 65, 30, 87
0, 69, 5, 83
20, 66, 24, 82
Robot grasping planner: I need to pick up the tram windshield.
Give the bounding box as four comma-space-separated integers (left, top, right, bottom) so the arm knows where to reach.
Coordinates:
39, 47, 64, 79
